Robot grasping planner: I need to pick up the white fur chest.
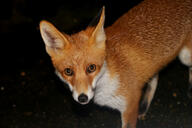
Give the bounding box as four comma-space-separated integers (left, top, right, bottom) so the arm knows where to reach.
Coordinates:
93, 69, 126, 113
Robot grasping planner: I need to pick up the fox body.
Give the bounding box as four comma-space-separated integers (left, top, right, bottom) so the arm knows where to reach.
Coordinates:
40, 0, 192, 127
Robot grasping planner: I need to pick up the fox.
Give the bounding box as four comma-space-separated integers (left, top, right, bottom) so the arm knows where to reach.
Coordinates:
39, 0, 192, 127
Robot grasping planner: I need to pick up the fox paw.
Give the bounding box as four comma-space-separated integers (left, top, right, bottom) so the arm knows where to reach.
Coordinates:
138, 100, 148, 120
138, 113, 146, 120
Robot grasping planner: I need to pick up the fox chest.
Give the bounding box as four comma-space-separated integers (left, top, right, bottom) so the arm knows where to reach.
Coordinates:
93, 72, 126, 113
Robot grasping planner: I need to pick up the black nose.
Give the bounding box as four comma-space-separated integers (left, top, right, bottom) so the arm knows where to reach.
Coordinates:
78, 93, 88, 103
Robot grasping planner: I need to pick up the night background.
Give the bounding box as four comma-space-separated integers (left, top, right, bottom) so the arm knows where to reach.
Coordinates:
0, 0, 192, 128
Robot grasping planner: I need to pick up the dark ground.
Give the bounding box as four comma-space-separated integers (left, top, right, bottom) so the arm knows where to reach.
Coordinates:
0, 0, 192, 128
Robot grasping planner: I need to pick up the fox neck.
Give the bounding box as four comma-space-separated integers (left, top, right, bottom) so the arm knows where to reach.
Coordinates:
93, 60, 127, 112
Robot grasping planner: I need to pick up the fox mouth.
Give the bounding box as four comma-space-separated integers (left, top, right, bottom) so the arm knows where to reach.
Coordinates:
73, 87, 95, 105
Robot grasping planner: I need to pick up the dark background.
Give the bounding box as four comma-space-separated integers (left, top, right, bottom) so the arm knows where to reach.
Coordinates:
0, 0, 192, 128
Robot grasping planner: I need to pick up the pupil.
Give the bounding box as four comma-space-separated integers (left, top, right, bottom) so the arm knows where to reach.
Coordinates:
87, 64, 96, 74
65, 68, 73, 76
67, 69, 70, 73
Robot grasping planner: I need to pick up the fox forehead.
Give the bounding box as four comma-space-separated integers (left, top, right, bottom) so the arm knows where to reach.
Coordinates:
53, 51, 105, 71
52, 40, 105, 71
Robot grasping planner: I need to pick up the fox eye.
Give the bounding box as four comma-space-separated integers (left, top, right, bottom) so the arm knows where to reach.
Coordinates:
64, 68, 73, 76
87, 64, 96, 73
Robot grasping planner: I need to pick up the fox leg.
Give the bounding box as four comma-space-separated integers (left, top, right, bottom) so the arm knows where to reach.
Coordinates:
179, 35, 192, 98
138, 74, 158, 119
121, 90, 141, 128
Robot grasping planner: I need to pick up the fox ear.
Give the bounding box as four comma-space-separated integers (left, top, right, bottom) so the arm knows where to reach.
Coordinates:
89, 7, 106, 48
40, 20, 70, 54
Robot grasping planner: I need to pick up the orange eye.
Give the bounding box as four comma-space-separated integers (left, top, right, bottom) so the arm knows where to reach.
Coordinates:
87, 64, 96, 73
64, 68, 73, 76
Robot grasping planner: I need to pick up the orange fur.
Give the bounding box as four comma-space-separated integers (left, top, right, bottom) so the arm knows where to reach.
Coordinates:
104, 0, 192, 127
40, 0, 192, 127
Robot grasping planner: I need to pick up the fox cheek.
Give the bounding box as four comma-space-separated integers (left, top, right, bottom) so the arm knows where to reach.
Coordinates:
55, 70, 73, 91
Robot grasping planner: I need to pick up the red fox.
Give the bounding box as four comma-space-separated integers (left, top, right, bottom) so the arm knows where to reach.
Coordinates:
39, 0, 192, 127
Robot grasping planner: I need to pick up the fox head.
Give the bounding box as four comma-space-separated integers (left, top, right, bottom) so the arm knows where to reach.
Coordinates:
40, 7, 106, 104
